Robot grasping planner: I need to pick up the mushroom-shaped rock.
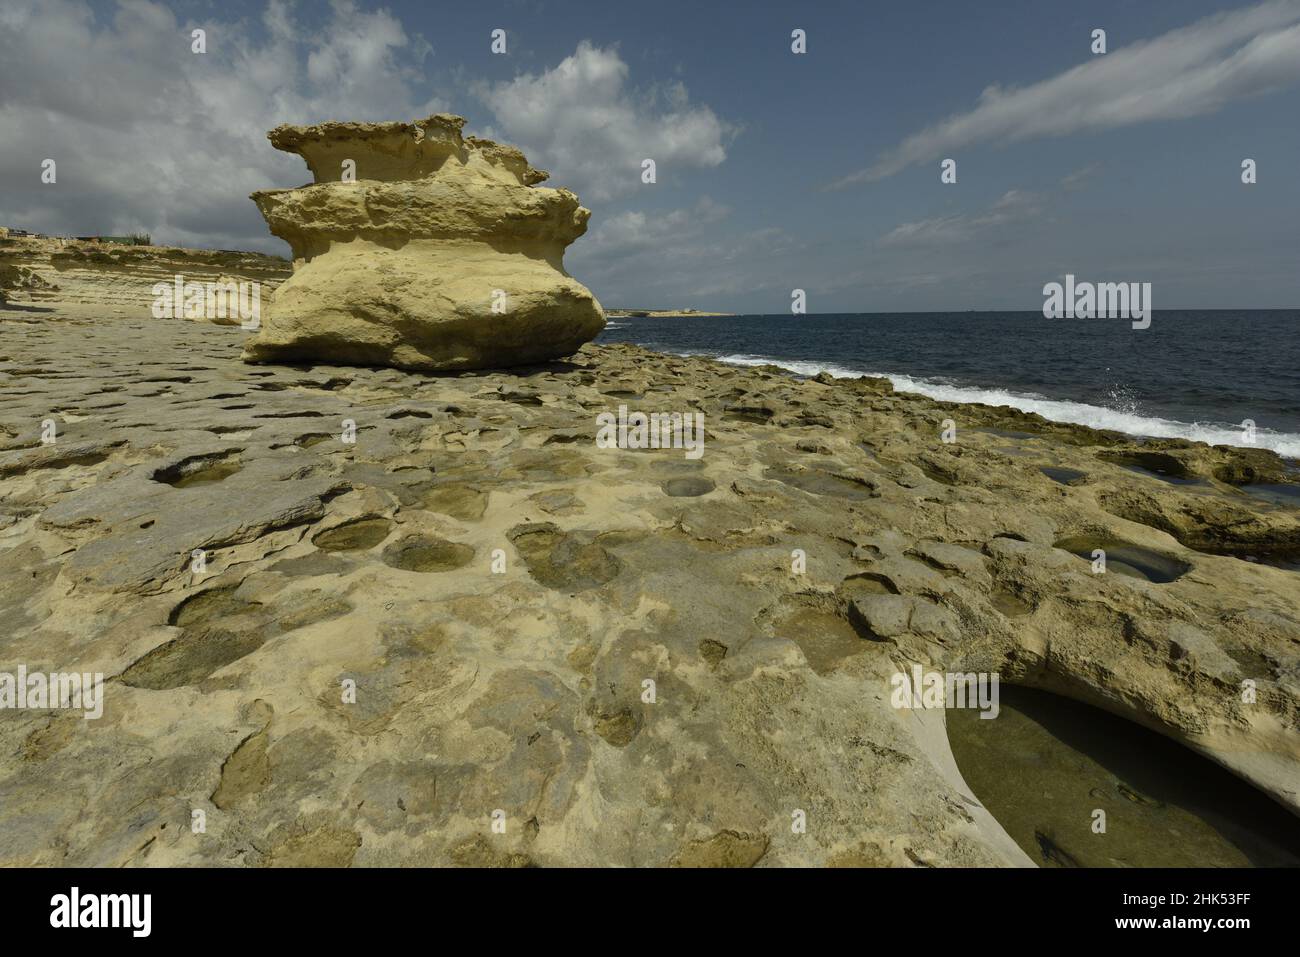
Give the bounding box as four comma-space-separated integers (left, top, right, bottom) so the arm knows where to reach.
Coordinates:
242, 114, 605, 371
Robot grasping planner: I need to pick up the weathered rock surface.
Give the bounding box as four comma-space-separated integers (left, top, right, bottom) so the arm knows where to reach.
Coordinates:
241, 114, 605, 372
1, 304, 1298, 867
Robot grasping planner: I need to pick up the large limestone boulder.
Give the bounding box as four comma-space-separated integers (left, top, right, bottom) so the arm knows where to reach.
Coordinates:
242, 114, 605, 371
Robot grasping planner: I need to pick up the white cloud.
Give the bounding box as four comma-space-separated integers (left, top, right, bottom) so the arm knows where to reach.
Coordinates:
879, 190, 1043, 247
0, 0, 439, 251
831, 0, 1300, 187
583, 196, 730, 254
475, 41, 731, 201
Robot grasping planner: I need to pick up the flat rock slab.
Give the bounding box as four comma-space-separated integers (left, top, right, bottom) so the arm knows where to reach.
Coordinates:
0, 303, 1297, 867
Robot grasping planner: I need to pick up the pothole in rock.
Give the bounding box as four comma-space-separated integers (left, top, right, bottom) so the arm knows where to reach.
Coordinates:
167, 584, 254, 626
947, 684, 1300, 866
593, 709, 641, 747
380, 534, 475, 573
121, 586, 352, 689
838, 572, 900, 600
303, 376, 353, 392
542, 431, 584, 445
768, 595, 871, 676
1120, 465, 1207, 487
495, 391, 543, 406
990, 588, 1035, 617
1040, 466, 1088, 486
153, 453, 242, 488
917, 462, 960, 486
1100, 451, 1202, 485
120, 628, 267, 690
1053, 536, 1190, 583
1224, 646, 1280, 681
764, 467, 876, 500
416, 484, 490, 521
507, 522, 621, 592
312, 517, 393, 552
1239, 483, 1300, 509
661, 477, 716, 497
907, 551, 961, 577
503, 449, 590, 483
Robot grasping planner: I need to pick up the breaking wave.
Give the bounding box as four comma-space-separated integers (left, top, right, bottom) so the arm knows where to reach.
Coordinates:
708, 352, 1300, 458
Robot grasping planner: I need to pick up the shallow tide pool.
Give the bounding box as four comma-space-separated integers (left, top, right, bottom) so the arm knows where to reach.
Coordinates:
947, 685, 1300, 867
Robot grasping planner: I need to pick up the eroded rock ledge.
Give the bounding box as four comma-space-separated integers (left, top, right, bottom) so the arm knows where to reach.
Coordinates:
241, 114, 605, 372
1, 309, 1297, 867
0, 236, 289, 312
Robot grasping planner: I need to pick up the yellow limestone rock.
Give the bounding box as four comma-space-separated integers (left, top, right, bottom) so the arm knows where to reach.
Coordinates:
242, 113, 605, 371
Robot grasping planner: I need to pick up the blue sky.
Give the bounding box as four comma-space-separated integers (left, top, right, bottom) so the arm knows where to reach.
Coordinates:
2, 0, 1298, 311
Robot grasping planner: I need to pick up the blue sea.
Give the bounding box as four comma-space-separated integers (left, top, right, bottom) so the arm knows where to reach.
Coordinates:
597, 311, 1300, 459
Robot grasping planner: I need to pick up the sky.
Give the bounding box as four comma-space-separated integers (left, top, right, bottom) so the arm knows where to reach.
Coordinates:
1, 0, 1298, 313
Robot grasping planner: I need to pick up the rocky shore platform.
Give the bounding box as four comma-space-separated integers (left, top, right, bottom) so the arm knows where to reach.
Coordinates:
1, 303, 1297, 866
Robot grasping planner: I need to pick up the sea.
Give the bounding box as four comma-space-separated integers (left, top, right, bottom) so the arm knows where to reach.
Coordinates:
597, 310, 1300, 460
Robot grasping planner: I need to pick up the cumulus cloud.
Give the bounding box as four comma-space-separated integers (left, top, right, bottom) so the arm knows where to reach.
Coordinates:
582, 196, 730, 255
0, 7, 732, 252
830, 0, 1300, 187
879, 190, 1043, 247
0, 0, 438, 251
475, 41, 731, 201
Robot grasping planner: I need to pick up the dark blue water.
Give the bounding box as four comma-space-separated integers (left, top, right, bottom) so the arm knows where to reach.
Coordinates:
598, 311, 1300, 457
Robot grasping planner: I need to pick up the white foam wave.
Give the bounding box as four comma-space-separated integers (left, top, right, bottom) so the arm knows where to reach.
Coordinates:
706, 353, 1300, 458
714, 353, 865, 380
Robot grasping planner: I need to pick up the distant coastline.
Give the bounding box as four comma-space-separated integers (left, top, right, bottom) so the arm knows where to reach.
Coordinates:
606, 308, 735, 318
